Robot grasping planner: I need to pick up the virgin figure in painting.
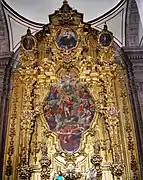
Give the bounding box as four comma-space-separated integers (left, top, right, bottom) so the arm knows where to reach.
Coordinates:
56, 30, 77, 50
43, 72, 95, 152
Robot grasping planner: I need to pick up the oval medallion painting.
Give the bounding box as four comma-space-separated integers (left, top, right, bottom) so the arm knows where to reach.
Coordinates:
22, 36, 35, 51
99, 32, 112, 47
43, 72, 95, 153
56, 29, 77, 50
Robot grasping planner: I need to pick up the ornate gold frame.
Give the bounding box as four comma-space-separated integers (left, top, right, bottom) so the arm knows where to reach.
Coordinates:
3, 1, 141, 180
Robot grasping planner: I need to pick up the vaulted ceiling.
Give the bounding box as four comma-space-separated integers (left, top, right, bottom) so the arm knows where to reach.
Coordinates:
5, 0, 121, 23
1, 0, 143, 51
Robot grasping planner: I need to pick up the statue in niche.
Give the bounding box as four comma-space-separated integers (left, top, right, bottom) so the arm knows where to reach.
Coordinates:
41, 142, 47, 156
93, 141, 100, 154
86, 166, 97, 180
20, 148, 26, 166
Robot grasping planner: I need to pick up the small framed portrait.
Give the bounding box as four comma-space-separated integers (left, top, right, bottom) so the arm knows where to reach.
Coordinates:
56, 29, 77, 50
22, 36, 35, 51
99, 32, 113, 47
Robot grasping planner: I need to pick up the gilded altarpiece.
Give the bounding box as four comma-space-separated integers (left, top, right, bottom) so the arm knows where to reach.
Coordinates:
3, 1, 141, 180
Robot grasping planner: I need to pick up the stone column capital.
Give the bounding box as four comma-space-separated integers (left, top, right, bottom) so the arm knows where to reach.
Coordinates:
0, 52, 14, 67
122, 46, 143, 61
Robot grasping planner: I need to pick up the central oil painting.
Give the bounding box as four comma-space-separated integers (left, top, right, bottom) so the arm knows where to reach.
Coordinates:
43, 72, 95, 152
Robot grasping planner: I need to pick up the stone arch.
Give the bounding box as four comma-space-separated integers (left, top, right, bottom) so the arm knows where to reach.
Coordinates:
0, 2, 13, 178
125, 0, 140, 46
0, 2, 9, 52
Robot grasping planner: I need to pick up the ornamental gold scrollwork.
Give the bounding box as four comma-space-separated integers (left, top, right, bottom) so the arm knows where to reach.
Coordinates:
5, 73, 23, 179
5, 74, 19, 177
117, 67, 139, 179
3, 1, 141, 180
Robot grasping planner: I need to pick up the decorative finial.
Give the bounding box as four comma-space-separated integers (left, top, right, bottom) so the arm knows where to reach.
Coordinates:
63, 0, 68, 4
60, 0, 71, 12
27, 27, 31, 36
103, 22, 108, 31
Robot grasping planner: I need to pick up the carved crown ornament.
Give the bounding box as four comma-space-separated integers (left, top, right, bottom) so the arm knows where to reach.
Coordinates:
4, 1, 141, 180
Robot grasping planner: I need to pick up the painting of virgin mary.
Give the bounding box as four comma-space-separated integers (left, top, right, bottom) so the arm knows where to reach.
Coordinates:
56, 30, 77, 50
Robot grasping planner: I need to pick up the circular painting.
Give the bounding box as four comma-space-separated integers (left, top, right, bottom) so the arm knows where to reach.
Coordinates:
43, 72, 95, 153
99, 32, 112, 47
22, 36, 35, 51
56, 30, 77, 50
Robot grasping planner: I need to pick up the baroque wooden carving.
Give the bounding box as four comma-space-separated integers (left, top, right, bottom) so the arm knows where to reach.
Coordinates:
3, 1, 141, 180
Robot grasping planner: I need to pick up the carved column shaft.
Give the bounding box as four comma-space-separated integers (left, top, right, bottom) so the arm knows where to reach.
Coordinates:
98, 60, 122, 162
19, 75, 36, 160
39, 143, 51, 180
122, 47, 143, 179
